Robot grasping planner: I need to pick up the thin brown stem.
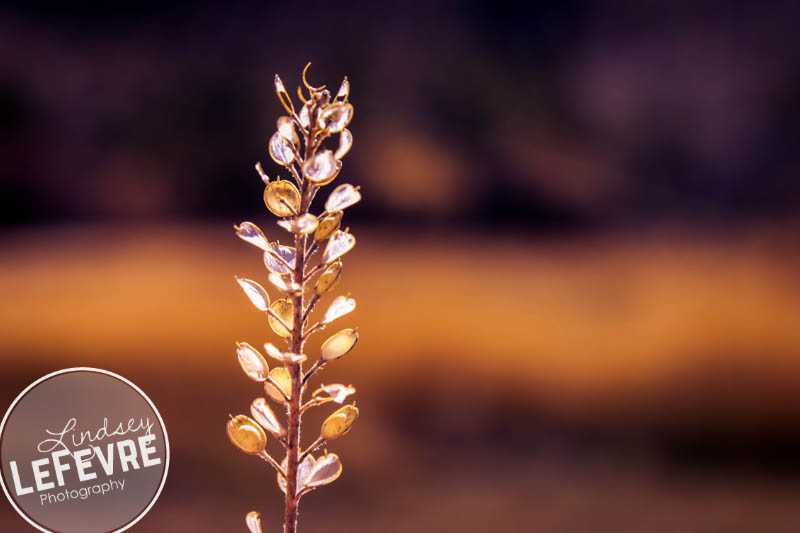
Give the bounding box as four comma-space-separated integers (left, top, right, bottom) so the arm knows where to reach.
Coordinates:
299, 437, 325, 462
259, 450, 287, 479
303, 358, 326, 385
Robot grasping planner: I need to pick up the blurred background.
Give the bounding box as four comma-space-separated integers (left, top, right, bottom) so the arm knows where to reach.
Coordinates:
1, 1, 800, 531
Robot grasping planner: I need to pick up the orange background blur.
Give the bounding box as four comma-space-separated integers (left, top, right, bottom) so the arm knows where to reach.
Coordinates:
1, 2, 800, 532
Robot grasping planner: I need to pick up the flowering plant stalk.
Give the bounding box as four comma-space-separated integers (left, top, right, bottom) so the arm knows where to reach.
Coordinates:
227, 63, 361, 533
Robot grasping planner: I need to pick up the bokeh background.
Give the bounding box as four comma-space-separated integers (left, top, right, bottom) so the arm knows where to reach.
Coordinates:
2, 1, 800, 531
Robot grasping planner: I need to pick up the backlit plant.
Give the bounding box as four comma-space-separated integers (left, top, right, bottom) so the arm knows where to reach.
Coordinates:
228, 64, 361, 533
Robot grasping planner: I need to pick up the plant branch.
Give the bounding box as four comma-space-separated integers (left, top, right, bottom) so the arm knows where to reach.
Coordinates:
259, 451, 287, 479
303, 358, 326, 385
299, 437, 325, 462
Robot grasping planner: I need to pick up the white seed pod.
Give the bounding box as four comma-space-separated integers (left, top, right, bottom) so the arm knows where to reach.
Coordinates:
264, 367, 292, 403
236, 277, 270, 312
313, 384, 356, 404
263, 342, 306, 364
325, 184, 361, 212
278, 454, 316, 495
303, 150, 341, 185
334, 129, 353, 160
227, 414, 267, 455
274, 74, 295, 115
322, 230, 355, 264
268, 272, 301, 294
303, 452, 343, 488
318, 103, 354, 134
245, 511, 262, 533
268, 298, 294, 337
250, 397, 284, 437
314, 212, 343, 242
234, 222, 270, 251
314, 260, 343, 296
323, 295, 356, 324
320, 328, 358, 361
236, 342, 269, 381
298, 104, 310, 129
269, 131, 295, 166
277, 213, 319, 235
335, 77, 349, 102
264, 180, 301, 217
263, 244, 296, 275
277, 116, 299, 147
320, 404, 359, 440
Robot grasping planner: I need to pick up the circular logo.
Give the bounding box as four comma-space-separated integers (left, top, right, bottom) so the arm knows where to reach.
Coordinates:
0, 368, 169, 533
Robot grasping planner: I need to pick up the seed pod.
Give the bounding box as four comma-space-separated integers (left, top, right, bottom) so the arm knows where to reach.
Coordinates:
303, 452, 343, 488
303, 150, 341, 185
314, 260, 342, 296
227, 415, 267, 455
325, 184, 361, 213
263, 244, 296, 275
278, 454, 316, 495
322, 230, 355, 264
313, 384, 356, 404
264, 180, 301, 218
318, 103, 354, 134
314, 212, 343, 242
245, 511, 262, 533
335, 129, 353, 160
236, 277, 270, 312
269, 131, 295, 166
335, 77, 350, 102
264, 342, 307, 364
320, 403, 359, 440
251, 397, 284, 437
264, 367, 292, 403
323, 295, 356, 324
234, 221, 270, 251
320, 328, 359, 361
268, 298, 294, 337
276, 116, 299, 147
277, 213, 319, 235
236, 342, 269, 381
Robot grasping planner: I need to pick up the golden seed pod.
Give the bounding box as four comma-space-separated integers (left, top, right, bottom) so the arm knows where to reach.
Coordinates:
264, 180, 301, 218
245, 511, 262, 533
320, 328, 359, 361
314, 212, 343, 242
314, 260, 343, 296
268, 298, 294, 337
226, 415, 267, 455
320, 403, 359, 440
264, 367, 292, 403
276, 116, 299, 147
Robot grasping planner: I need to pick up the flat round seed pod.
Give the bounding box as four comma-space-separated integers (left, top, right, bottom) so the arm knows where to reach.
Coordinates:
245, 511, 262, 533
264, 367, 292, 403
322, 230, 355, 264
278, 454, 316, 495
320, 328, 359, 361
320, 403, 359, 440
264, 180, 301, 217
314, 260, 342, 296
277, 213, 319, 235
302, 452, 343, 488
276, 116, 299, 147
325, 183, 361, 212
323, 295, 356, 324
314, 212, 343, 242
269, 131, 295, 166
227, 414, 267, 455
235, 221, 270, 251
235, 277, 270, 312
268, 298, 294, 337
313, 384, 356, 404
303, 150, 341, 185
250, 397, 284, 437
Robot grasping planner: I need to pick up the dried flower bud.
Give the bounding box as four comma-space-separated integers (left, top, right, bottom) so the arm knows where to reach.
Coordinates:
314, 212, 343, 242
314, 260, 343, 296
236, 342, 269, 381
251, 397, 284, 437
236, 277, 270, 312
334, 129, 353, 160
303, 150, 341, 185
264, 180, 301, 217
277, 213, 319, 235
318, 103, 353, 134
274, 74, 295, 115
245, 511, 262, 533
268, 298, 294, 337
227, 414, 267, 455
322, 230, 355, 264
303, 452, 343, 488
320, 328, 359, 361
264, 367, 292, 403
325, 184, 361, 212
321, 404, 359, 440
235, 221, 270, 251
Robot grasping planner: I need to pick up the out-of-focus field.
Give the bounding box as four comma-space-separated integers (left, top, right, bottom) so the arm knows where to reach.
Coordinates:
1, 223, 799, 532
